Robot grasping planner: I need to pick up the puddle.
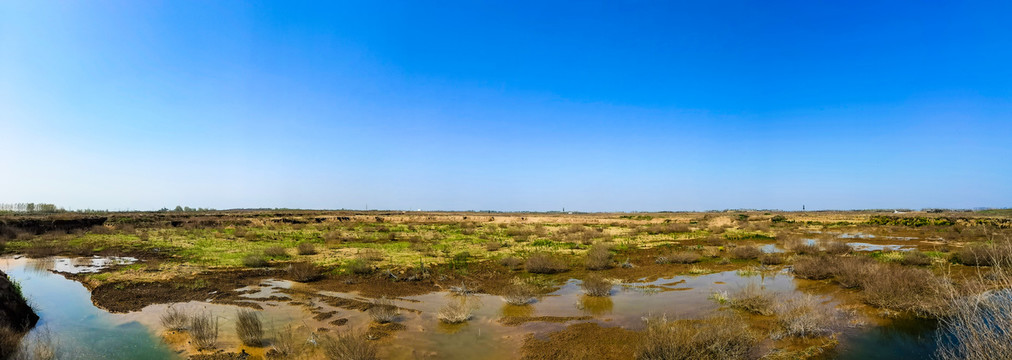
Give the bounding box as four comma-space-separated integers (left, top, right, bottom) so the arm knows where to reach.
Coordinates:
760, 244, 785, 253
847, 243, 913, 252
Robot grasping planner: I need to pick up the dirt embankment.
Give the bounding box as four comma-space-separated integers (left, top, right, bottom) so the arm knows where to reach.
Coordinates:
0, 270, 38, 331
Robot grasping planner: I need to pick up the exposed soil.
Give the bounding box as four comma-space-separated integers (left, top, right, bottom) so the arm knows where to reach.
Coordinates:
81, 268, 285, 312
520, 322, 642, 360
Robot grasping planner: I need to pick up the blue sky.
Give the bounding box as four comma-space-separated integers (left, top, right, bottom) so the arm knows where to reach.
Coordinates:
2, 1, 1010, 211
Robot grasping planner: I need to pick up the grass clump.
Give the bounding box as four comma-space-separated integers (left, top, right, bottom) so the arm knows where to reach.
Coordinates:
190, 312, 220, 350
296, 242, 317, 255
792, 256, 833, 280
775, 295, 836, 338
438, 298, 475, 324
268, 324, 301, 359
525, 253, 568, 274
160, 306, 189, 331
728, 282, 775, 315
346, 258, 373, 275
264, 246, 289, 258
502, 285, 535, 305
637, 314, 758, 360
236, 308, 264, 346
321, 332, 378, 360
581, 275, 613, 297
759, 252, 784, 265
829, 256, 875, 289
899, 251, 933, 266
289, 262, 321, 282
730, 245, 760, 260
656, 251, 700, 265
367, 298, 398, 323
243, 254, 268, 268
823, 241, 852, 255
499, 256, 524, 270
860, 265, 950, 317
585, 242, 614, 270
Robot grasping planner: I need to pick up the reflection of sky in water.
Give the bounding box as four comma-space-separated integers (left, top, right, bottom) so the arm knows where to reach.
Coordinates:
0, 257, 178, 360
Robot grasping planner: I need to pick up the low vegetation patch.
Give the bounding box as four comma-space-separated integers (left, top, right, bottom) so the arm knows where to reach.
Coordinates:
656, 251, 700, 265
368, 298, 398, 323
775, 295, 836, 338
581, 275, 612, 297
190, 312, 219, 350
289, 261, 321, 282
160, 306, 189, 330
728, 282, 774, 315
637, 314, 759, 360
525, 253, 568, 274
236, 308, 263, 346
585, 242, 614, 270
730, 245, 760, 260
321, 331, 378, 360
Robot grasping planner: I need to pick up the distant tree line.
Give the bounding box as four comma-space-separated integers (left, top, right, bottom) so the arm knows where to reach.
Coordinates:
158, 206, 215, 212
0, 203, 65, 214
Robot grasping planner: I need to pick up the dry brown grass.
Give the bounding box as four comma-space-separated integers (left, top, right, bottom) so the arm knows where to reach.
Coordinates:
438, 298, 475, 324
159, 305, 189, 330
823, 241, 852, 255
730, 245, 760, 260
296, 242, 317, 255
637, 313, 759, 360
585, 242, 614, 270
775, 295, 837, 338
728, 282, 775, 315
502, 284, 535, 305
190, 312, 219, 350
320, 331, 378, 360
860, 265, 950, 317
268, 324, 301, 359
289, 262, 321, 282
656, 251, 700, 265
499, 256, 524, 270
759, 252, 784, 265
829, 256, 875, 289
791, 256, 833, 280
263, 246, 289, 258
243, 254, 268, 268
525, 253, 568, 274
236, 308, 263, 346
899, 251, 933, 266
581, 275, 613, 297
367, 298, 398, 323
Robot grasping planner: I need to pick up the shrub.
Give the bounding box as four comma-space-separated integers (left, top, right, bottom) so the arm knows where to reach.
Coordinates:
160, 306, 189, 330
823, 241, 852, 255
728, 282, 774, 315
321, 332, 378, 360
367, 298, 398, 323
899, 251, 933, 266
296, 242, 317, 255
269, 324, 300, 358
953, 244, 994, 266
438, 299, 475, 324
581, 275, 612, 297
937, 286, 1012, 359
792, 256, 833, 280
861, 265, 950, 317
289, 262, 321, 282
585, 243, 614, 270
525, 253, 568, 274
637, 314, 759, 360
347, 258, 373, 275
502, 285, 535, 305
656, 252, 700, 265
730, 245, 760, 260
775, 295, 836, 338
830, 256, 875, 289
236, 309, 263, 346
243, 254, 268, 268
264, 246, 289, 258
190, 312, 219, 350
485, 241, 503, 251
499, 256, 524, 270
759, 253, 784, 265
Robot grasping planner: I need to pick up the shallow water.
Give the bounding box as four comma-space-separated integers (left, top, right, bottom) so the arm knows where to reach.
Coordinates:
1, 256, 946, 359
1, 257, 179, 360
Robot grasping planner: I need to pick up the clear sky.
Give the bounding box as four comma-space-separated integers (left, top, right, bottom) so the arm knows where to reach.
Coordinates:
2, 1, 1010, 212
